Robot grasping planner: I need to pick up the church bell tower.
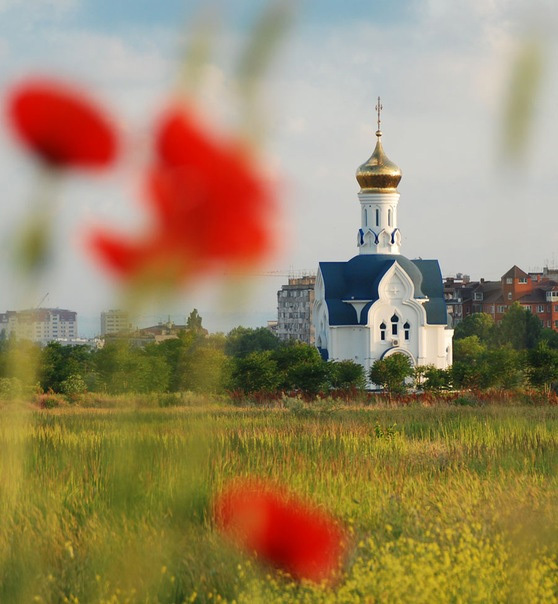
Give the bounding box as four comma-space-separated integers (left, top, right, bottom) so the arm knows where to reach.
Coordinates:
356, 97, 402, 255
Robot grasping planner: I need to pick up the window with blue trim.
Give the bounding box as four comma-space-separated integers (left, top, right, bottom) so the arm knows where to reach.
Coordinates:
391, 313, 399, 336
380, 322, 386, 341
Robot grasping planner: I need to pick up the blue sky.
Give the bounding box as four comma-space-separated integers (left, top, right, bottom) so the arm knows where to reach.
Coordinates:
0, 0, 557, 335
46, 1, 417, 30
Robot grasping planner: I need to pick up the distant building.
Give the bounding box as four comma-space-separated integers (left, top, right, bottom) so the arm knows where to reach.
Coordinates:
101, 309, 131, 336
276, 275, 316, 344
138, 320, 187, 337
0, 308, 77, 345
445, 264, 558, 331
102, 319, 207, 348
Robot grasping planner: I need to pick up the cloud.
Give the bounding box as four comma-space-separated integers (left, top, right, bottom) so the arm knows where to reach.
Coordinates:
0, 1, 557, 329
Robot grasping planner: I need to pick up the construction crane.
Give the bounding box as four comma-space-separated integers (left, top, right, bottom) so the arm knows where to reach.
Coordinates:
34, 292, 49, 309
239, 270, 317, 278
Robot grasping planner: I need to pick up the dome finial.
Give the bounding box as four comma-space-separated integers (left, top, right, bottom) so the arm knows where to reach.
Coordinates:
355, 97, 402, 191
375, 96, 383, 137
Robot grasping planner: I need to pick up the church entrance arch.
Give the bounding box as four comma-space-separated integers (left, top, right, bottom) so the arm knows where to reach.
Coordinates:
380, 346, 415, 366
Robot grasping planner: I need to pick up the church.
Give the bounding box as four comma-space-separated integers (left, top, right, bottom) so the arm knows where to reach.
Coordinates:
313, 100, 453, 383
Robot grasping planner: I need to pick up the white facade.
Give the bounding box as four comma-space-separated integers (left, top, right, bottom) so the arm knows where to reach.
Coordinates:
314, 263, 453, 376
0, 308, 78, 345
313, 108, 453, 386
358, 192, 401, 255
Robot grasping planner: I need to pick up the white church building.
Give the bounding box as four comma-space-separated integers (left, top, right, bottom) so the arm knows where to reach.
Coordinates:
313, 100, 453, 382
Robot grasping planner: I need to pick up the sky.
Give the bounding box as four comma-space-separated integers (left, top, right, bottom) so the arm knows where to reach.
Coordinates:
0, 0, 557, 336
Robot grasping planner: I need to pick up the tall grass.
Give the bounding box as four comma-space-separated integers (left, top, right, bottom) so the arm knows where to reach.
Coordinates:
0, 402, 556, 602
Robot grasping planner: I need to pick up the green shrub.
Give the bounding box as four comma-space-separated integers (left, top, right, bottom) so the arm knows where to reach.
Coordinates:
60, 374, 87, 402
36, 393, 67, 409
454, 395, 479, 407
158, 392, 184, 408
0, 377, 23, 399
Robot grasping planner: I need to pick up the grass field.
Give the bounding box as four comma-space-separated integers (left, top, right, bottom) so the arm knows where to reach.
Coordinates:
0, 399, 557, 603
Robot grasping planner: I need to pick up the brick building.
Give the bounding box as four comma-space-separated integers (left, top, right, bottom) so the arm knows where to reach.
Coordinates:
446, 265, 558, 331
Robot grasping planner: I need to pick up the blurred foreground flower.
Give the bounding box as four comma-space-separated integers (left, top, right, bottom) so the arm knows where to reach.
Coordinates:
88, 105, 276, 289
5, 78, 118, 274
7, 79, 117, 169
214, 479, 348, 583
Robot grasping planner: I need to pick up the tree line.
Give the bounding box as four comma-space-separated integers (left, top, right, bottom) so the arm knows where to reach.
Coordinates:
0, 303, 557, 399
0, 320, 366, 398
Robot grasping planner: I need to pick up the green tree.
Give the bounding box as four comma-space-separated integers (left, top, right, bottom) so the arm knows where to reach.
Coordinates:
420, 365, 453, 392
40, 342, 93, 392
225, 326, 280, 358
287, 359, 332, 395
369, 353, 414, 394
329, 360, 366, 391
183, 346, 228, 393
186, 309, 205, 333
271, 341, 324, 391
454, 313, 495, 344
451, 336, 489, 389
60, 374, 87, 402
228, 350, 280, 393
92, 342, 170, 394
539, 327, 558, 349
483, 347, 524, 389
495, 302, 542, 349
156, 338, 185, 391
271, 341, 318, 372
158, 329, 205, 392
525, 341, 558, 391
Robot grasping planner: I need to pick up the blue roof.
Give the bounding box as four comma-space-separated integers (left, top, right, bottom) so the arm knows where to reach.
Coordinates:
319, 254, 447, 326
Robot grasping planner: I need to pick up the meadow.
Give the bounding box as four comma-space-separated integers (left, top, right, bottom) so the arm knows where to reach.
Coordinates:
0, 397, 557, 603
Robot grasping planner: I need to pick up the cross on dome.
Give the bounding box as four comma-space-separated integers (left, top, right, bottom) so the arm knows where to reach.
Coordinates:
375, 96, 383, 136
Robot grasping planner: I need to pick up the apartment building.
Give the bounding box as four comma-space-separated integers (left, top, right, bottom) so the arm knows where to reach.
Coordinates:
101, 309, 132, 336
276, 275, 316, 344
0, 308, 77, 344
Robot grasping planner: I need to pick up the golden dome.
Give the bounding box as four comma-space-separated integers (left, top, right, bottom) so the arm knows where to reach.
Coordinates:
356, 130, 402, 192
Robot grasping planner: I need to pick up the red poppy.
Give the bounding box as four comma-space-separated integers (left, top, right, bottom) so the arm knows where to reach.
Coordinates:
7, 79, 117, 169
89, 105, 275, 284
214, 479, 347, 583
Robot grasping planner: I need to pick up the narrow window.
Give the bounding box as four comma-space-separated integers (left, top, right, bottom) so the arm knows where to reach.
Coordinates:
364, 208, 368, 226
388, 208, 392, 226
404, 321, 410, 340
380, 322, 386, 341
375, 208, 380, 226
391, 313, 399, 336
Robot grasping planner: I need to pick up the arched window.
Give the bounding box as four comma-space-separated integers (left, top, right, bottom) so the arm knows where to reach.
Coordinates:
404, 321, 410, 340
375, 208, 380, 226
380, 322, 386, 341
364, 208, 368, 226
391, 313, 399, 336
388, 208, 392, 227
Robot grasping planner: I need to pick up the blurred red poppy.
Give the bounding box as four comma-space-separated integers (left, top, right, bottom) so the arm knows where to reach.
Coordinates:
89, 105, 275, 284
214, 479, 347, 583
7, 79, 117, 169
